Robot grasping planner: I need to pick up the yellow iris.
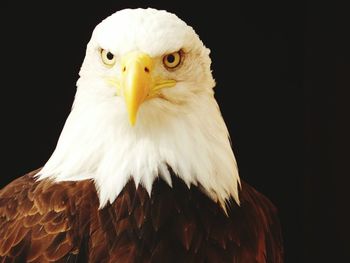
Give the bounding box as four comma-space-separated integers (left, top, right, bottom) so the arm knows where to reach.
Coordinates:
101, 49, 116, 66
163, 51, 182, 69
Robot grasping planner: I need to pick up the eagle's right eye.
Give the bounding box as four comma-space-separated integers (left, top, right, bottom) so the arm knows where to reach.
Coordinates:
101, 49, 116, 66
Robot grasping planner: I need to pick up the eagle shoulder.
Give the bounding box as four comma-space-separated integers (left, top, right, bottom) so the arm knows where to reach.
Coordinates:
0, 169, 97, 262
233, 181, 284, 263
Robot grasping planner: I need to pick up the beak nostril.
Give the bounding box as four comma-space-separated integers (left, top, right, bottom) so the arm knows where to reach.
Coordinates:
122, 66, 126, 72
144, 67, 150, 73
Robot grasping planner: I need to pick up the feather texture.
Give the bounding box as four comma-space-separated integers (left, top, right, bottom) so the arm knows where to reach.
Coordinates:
0, 169, 283, 262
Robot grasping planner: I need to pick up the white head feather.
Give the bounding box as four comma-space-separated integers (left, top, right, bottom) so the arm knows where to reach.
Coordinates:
37, 8, 240, 209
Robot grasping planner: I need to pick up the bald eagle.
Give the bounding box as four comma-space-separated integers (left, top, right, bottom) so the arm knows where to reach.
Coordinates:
0, 8, 283, 263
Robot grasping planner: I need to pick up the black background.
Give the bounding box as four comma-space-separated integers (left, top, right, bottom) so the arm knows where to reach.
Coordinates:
0, 1, 348, 262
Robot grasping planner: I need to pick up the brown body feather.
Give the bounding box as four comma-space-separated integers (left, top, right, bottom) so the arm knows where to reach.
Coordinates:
0, 169, 283, 262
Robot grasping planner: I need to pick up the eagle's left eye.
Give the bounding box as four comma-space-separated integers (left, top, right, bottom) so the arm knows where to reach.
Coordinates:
101, 49, 116, 66
163, 51, 182, 69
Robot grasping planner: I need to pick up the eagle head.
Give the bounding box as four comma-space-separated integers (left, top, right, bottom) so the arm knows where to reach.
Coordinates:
38, 8, 240, 210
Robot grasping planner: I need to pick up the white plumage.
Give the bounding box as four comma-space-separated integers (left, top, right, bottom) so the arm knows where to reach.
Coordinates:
37, 8, 240, 209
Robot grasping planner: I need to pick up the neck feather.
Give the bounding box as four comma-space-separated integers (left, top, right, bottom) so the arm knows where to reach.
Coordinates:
37, 91, 240, 210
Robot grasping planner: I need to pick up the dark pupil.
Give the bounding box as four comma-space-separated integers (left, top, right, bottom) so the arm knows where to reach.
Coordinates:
167, 54, 175, 63
107, 52, 114, 60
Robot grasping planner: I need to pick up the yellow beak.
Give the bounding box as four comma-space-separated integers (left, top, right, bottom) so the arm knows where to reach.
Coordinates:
120, 52, 154, 126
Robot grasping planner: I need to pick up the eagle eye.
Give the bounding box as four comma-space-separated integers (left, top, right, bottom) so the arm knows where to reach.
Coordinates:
163, 51, 182, 69
101, 49, 116, 66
